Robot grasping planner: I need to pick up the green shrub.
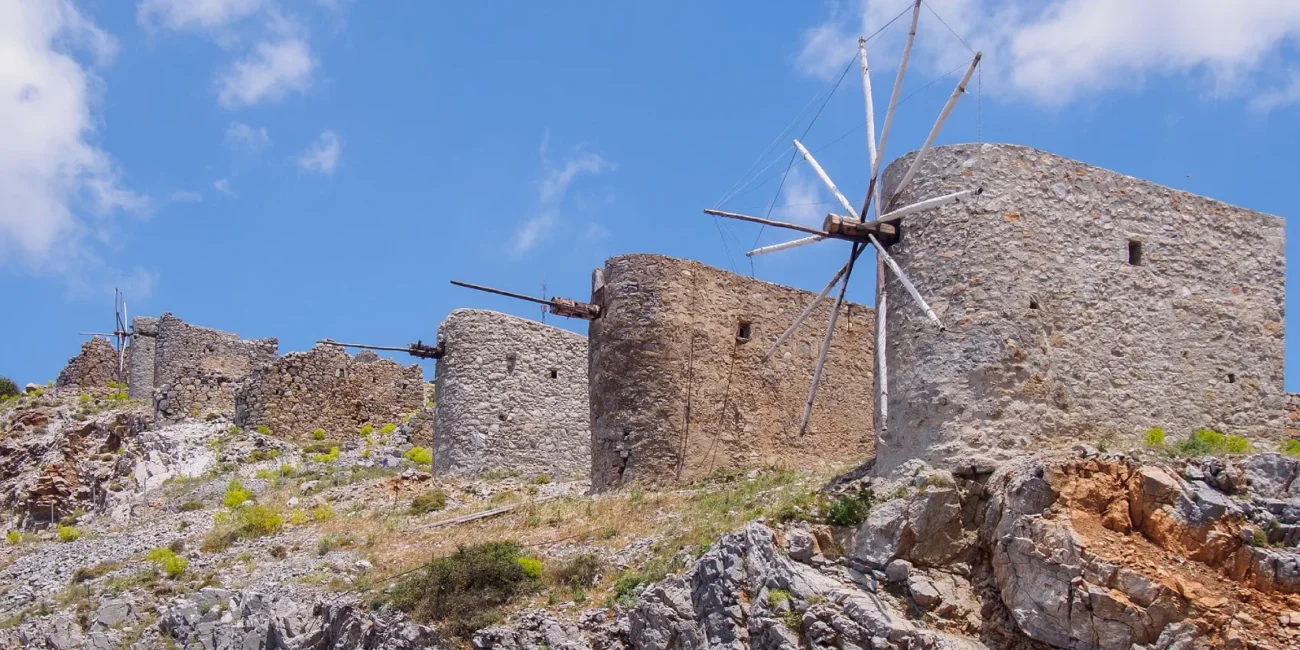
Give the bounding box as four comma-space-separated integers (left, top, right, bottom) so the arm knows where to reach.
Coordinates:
311, 447, 340, 464
359, 424, 375, 436
312, 429, 326, 441
409, 490, 448, 515
1144, 427, 1166, 447
767, 587, 791, 609
310, 503, 335, 522
0, 377, 18, 399
1170, 429, 1251, 457
549, 552, 602, 589
255, 425, 271, 435
532, 474, 552, 485
1279, 439, 1300, 458
57, 525, 82, 542
247, 449, 279, 462
403, 447, 433, 465
223, 479, 253, 509
516, 557, 543, 579
241, 505, 283, 536
825, 488, 874, 527
5, 531, 18, 545
179, 500, 205, 512
146, 547, 188, 578
380, 423, 396, 435
390, 541, 541, 638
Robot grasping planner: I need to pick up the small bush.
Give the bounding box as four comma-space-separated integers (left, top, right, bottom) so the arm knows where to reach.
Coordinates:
1144, 427, 1166, 447
516, 556, 543, 579
403, 447, 433, 465
532, 474, 552, 485
409, 490, 448, 515
311, 447, 340, 464
317, 536, 337, 556
247, 449, 279, 462
1279, 439, 1300, 458
390, 541, 541, 638
1223, 435, 1250, 454
549, 552, 602, 589
1170, 429, 1251, 457
359, 424, 375, 436
270, 545, 287, 559
223, 479, 253, 509
72, 561, 120, 583
825, 488, 875, 527
255, 425, 272, 435
57, 525, 82, 542
241, 505, 283, 537
179, 500, 204, 512
312, 429, 326, 441
310, 503, 335, 523
5, 531, 18, 545
380, 423, 396, 435
146, 547, 188, 578
0, 377, 19, 399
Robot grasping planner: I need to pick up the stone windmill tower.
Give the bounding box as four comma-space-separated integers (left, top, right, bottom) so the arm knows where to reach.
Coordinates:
704, 0, 982, 438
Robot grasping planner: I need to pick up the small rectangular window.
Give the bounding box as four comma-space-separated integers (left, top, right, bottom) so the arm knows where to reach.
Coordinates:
736, 321, 752, 342
549, 369, 558, 379
1128, 240, 1143, 266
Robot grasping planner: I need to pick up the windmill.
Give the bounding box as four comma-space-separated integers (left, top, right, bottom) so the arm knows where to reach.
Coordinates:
702, 0, 981, 435
78, 288, 133, 388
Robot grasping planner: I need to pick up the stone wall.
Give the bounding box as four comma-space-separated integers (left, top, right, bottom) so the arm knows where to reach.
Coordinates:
55, 338, 119, 389
1286, 394, 1300, 440
126, 317, 158, 400
588, 254, 875, 492
876, 143, 1286, 474
432, 309, 590, 479
234, 344, 425, 440
152, 314, 278, 422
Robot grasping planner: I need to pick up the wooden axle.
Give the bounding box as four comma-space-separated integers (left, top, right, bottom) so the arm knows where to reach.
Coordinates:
318, 339, 446, 360
822, 214, 897, 241
704, 209, 896, 246
450, 280, 601, 321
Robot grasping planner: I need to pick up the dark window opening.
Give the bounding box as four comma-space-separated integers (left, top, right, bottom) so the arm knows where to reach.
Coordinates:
498, 413, 506, 421
1128, 240, 1143, 266
736, 321, 752, 342
1227, 373, 1236, 384
1029, 296, 1040, 310
549, 369, 558, 379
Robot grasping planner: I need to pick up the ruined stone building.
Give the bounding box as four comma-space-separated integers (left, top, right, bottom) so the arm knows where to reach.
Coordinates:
234, 344, 425, 440
55, 338, 120, 389
875, 143, 1286, 474
432, 309, 590, 479
126, 314, 278, 421
588, 254, 876, 491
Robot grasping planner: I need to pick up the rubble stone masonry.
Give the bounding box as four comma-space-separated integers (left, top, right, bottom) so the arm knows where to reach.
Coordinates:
234, 344, 425, 440
876, 143, 1286, 474
126, 317, 158, 399
588, 254, 875, 491
152, 314, 278, 421
55, 338, 119, 389
433, 309, 590, 479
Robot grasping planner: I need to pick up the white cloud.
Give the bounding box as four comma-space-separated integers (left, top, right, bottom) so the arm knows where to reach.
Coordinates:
213, 178, 235, 196
0, 0, 149, 275
217, 38, 314, 108
1252, 75, 1300, 113
225, 120, 270, 154
772, 169, 829, 226
799, 0, 1300, 108
138, 0, 266, 31
512, 137, 617, 254
297, 130, 340, 175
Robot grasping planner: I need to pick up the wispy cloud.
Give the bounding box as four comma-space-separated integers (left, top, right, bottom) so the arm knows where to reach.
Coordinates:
213, 178, 235, 196
139, 0, 326, 109
168, 190, 204, 203
798, 0, 1300, 109
512, 135, 617, 254
0, 0, 150, 284
296, 130, 341, 176
225, 121, 271, 154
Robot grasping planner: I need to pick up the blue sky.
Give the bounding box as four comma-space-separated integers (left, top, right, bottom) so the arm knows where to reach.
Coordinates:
2, 0, 1299, 388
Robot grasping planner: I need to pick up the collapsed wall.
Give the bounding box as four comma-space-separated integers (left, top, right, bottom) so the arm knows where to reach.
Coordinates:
588, 254, 875, 492
432, 309, 589, 479
126, 316, 158, 399
234, 344, 425, 440
876, 143, 1286, 474
55, 338, 119, 389
152, 313, 278, 421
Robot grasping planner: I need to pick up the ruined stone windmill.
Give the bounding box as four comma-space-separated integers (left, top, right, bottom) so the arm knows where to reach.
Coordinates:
704, 0, 981, 435
76, 288, 133, 388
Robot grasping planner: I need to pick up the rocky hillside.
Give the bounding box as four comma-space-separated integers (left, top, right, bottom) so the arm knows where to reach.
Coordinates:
1, 388, 1299, 649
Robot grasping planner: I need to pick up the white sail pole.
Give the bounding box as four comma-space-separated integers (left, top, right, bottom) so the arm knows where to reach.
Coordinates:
763, 260, 849, 359
868, 234, 942, 329
860, 0, 922, 219
746, 235, 825, 257
859, 36, 881, 216
867, 189, 977, 226
792, 139, 858, 218
884, 52, 982, 211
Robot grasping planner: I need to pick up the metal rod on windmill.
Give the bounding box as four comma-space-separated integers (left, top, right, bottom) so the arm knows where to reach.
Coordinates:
318, 339, 445, 359
860, 0, 922, 220
449, 280, 601, 320
883, 52, 982, 212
